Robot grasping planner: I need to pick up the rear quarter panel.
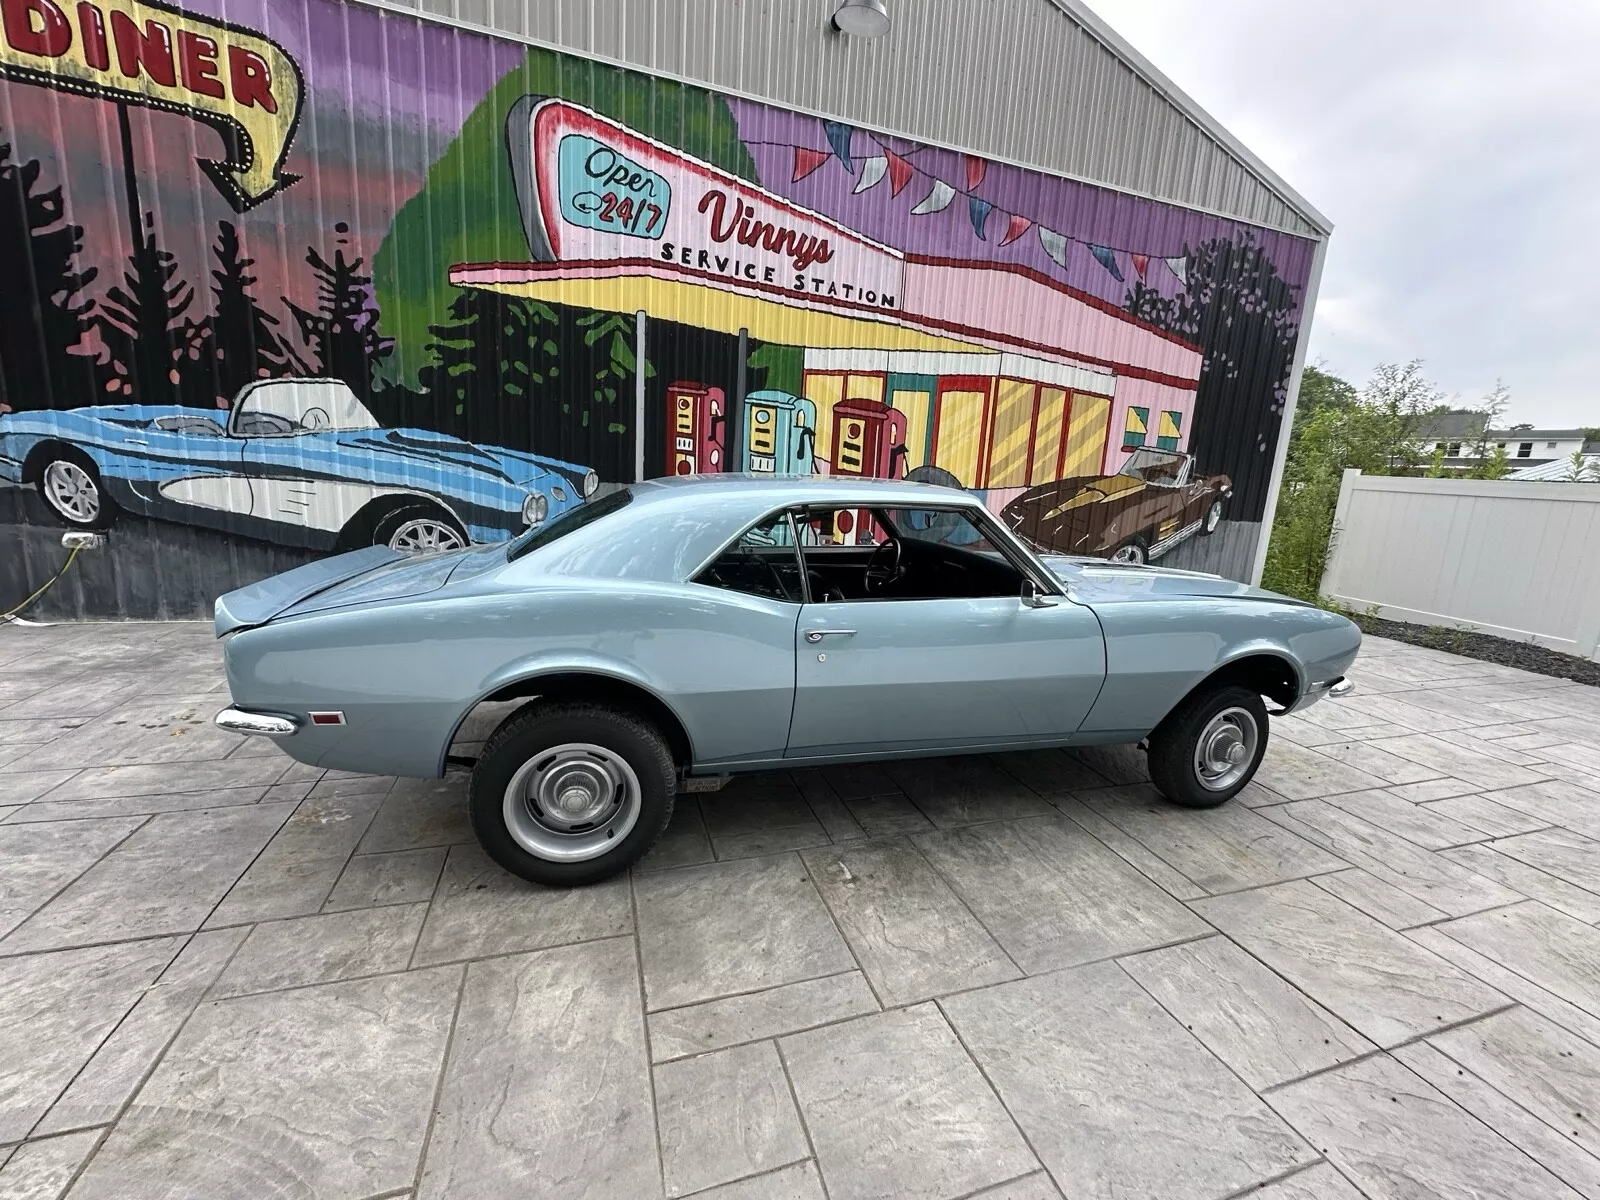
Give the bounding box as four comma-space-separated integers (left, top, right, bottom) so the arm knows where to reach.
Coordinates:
222, 578, 800, 777
1081, 597, 1360, 734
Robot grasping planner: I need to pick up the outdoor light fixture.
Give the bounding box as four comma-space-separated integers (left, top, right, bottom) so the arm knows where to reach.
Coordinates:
832, 0, 890, 38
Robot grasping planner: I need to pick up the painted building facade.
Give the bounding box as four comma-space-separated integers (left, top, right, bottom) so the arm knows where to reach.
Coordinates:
0, 0, 1324, 617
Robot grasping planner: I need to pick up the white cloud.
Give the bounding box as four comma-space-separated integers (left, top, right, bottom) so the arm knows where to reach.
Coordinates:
1081, 0, 1600, 425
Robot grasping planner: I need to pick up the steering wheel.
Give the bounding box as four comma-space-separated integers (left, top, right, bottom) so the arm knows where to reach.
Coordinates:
863, 537, 903, 594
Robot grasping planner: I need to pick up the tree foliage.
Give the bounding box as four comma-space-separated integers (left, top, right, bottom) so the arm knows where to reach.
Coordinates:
0, 134, 98, 412
97, 213, 215, 407
1126, 235, 1301, 520
286, 222, 392, 395
211, 221, 300, 399
1261, 361, 1450, 600
417, 288, 559, 445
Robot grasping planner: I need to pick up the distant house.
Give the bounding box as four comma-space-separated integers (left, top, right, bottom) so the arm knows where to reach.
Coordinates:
1415, 410, 1597, 472
1507, 454, 1600, 481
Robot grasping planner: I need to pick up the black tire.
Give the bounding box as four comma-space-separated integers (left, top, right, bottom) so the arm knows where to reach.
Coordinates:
1146, 684, 1268, 809
35, 446, 115, 530
1108, 537, 1147, 565
370, 501, 469, 554
469, 701, 676, 886
1199, 499, 1224, 537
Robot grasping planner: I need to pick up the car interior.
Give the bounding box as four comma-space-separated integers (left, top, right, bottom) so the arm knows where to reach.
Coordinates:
695, 505, 1031, 604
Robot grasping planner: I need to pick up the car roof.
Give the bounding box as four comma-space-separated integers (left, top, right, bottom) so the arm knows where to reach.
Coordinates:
504, 474, 986, 584
632, 473, 978, 508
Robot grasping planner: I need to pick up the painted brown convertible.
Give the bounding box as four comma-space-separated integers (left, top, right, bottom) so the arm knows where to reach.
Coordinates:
1001, 448, 1231, 564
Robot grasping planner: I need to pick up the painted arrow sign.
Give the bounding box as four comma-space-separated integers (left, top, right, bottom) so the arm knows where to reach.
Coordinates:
0, 0, 303, 209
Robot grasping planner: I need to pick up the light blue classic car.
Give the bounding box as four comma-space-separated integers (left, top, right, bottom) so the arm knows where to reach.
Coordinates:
213, 475, 1361, 886
0, 378, 598, 552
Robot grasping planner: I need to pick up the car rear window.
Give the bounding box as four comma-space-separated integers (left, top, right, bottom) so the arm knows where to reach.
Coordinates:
506, 489, 632, 561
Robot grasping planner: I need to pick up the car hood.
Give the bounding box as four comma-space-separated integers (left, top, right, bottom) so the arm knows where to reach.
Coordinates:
333, 428, 584, 491
1041, 554, 1310, 606
1012, 474, 1141, 510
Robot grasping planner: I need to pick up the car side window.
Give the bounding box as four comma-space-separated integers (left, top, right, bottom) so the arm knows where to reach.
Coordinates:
693, 513, 804, 603
798, 506, 1028, 602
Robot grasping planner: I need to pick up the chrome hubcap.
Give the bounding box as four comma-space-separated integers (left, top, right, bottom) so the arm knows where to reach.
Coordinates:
389, 518, 466, 554
1206, 502, 1222, 531
1111, 543, 1144, 564
1194, 706, 1259, 791
43, 461, 100, 522
502, 743, 642, 863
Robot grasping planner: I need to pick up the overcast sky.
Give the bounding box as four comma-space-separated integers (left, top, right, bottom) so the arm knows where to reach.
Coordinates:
1081, 0, 1598, 427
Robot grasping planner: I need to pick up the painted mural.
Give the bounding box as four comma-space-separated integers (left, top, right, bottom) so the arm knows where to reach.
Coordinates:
0, 0, 1317, 613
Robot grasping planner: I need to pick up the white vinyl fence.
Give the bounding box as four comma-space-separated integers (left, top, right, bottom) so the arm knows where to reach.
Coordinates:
1320, 469, 1600, 661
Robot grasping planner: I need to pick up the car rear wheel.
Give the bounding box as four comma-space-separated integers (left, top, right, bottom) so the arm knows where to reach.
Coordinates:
470, 701, 676, 886
1146, 684, 1267, 809
1109, 538, 1147, 565
37, 450, 113, 529
373, 503, 469, 554
1200, 499, 1224, 536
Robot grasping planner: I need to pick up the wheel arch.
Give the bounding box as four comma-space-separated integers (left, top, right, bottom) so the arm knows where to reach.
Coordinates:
336, 490, 468, 551
446, 668, 696, 775
21, 439, 97, 484
1181, 651, 1303, 718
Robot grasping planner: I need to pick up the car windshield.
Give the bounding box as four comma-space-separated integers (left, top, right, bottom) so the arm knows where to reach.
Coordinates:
882, 507, 1003, 553
506, 489, 632, 561
1118, 448, 1185, 484
230, 380, 381, 437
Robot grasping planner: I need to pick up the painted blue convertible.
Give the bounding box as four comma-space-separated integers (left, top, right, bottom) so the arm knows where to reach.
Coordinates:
212, 475, 1361, 886
0, 378, 598, 552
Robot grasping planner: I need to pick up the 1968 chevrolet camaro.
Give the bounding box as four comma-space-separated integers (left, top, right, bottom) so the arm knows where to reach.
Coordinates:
213, 475, 1360, 886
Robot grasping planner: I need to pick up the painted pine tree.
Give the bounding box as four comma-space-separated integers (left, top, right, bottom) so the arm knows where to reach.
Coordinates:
97, 213, 215, 407
210, 220, 299, 402
286, 222, 392, 394
0, 134, 99, 412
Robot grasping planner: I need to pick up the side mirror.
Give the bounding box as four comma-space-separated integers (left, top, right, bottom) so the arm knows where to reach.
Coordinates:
1022, 578, 1059, 609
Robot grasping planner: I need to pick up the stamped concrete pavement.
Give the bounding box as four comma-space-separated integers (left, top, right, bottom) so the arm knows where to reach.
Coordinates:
3, 620, 1600, 1199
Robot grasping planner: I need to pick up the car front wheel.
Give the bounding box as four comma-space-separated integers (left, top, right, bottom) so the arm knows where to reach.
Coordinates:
470, 701, 676, 886
1109, 538, 1147, 565
1145, 683, 1267, 808
1200, 499, 1224, 535
38, 450, 113, 529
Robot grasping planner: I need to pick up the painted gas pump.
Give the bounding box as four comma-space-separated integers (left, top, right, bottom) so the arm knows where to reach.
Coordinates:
830, 398, 908, 480
742, 389, 817, 476
666, 382, 726, 475
826, 398, 909, 545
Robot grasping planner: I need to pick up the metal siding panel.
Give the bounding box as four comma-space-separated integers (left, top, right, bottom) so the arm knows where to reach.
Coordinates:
353, 0, 1320, 235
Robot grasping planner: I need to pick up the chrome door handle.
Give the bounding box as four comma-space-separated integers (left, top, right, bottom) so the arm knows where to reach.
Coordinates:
804, 628, 857, 643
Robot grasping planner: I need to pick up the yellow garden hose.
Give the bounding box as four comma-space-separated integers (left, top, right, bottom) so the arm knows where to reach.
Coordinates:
1, 543, 83, 620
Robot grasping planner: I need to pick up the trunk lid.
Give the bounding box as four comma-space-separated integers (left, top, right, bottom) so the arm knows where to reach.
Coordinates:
214, 546, 459, 635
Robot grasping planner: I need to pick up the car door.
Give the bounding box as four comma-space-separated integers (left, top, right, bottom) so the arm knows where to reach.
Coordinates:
786, 505, 1106, 758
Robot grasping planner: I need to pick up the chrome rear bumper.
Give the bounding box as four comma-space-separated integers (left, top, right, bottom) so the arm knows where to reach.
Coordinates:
215, 707, 298, 737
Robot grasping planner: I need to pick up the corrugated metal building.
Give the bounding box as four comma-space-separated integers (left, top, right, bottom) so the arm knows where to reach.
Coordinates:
0, 0, 1328, 617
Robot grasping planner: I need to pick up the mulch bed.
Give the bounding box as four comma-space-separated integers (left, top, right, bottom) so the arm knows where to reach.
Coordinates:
1357, 615, 1600, 687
